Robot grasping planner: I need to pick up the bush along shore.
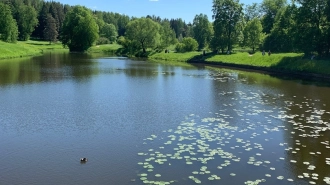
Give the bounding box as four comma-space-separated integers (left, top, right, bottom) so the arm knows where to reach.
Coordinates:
148, 51, 330, 80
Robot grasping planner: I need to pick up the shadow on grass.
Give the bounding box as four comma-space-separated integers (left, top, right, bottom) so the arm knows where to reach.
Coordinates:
187, 51, 218, 63
187, 51, 330, 84
270, 56, 330, 75
27, 42, 53, 46
262, 55, 330, 85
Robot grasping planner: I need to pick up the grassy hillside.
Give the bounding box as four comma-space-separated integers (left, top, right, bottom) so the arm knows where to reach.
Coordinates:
0, 40, 66, 59
149, 51, 202, 62
205, 52, 330, 75
205, 52, 303, 67
149, 51, 330, 76
0, 41, 122, 60
87, 44, 122, 54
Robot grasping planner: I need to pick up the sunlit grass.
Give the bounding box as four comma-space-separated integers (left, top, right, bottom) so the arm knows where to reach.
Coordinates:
0, 40, 66, 60
149, 51, 202, 62
87, 44, 122, 53
24, 40, 65, 50
0, 41, 122, 60
206, 52, 303, 67
273, 57, 330, 75
149, 50, 330, 75
207, 52, 330, 75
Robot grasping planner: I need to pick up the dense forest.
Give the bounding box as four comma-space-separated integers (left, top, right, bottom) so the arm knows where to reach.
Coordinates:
0, 0, 330, 56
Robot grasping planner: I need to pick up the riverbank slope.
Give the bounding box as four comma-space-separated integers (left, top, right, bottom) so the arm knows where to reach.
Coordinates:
0, 40, 66, 59
0, 41, 121, 60
149, 51, 330, 78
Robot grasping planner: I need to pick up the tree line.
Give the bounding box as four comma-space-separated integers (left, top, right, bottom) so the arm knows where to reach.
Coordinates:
210, 0, 330, 57
0, 0, 329, 56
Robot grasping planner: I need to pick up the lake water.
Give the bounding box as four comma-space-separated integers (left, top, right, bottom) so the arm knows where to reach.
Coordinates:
1, 52, 330, 185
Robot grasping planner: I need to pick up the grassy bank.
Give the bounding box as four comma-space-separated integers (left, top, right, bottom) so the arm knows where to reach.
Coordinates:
0, 40, 122, 60
150, 51, 330, 76
0, 40, 66, 59
149, 51, 202, 62
87, 44, 122, 54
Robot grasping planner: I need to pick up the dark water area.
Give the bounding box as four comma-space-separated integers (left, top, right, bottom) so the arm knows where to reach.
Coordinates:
0, 52, 330, 185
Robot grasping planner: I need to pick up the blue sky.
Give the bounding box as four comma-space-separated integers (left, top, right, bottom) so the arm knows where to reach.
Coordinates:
55, 0, 262, 23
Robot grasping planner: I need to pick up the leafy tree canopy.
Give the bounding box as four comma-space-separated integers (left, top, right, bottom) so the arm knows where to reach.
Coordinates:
192, 14, 213, 50
244, 3, 261, 22
17, 4, 38, 40
61, 6, 99, 52
260, 0, 287, 34
101, 23, 118, 43
176, 37, 198, 52
159, 20, 177, 49
243, 18, 264, 52
212, 0, 243, 51
125, 17, 160, 53
0, 2, 18, 42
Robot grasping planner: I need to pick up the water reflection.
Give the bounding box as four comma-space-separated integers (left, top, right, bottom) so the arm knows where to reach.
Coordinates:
0, 58, 41, 85
1, 54, 330, 185
0, 52, 100, 86
208, 68, 330, 185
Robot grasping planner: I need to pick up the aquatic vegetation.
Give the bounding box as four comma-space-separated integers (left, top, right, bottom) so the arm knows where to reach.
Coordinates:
135, 70, 330, 184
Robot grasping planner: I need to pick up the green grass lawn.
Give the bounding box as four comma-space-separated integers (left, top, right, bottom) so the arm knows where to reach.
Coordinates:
24, 40, 65, 50
206, 52, 330, 75
0, 40, 66, 59
149, 51, 202, 62
205, 52, 303, 67
0, 40, 122, 60
149, 50, 330, 75
87, 44, 122, 53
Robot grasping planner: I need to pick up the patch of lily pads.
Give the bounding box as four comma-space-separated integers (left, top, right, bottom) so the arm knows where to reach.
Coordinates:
135, 72, 330, 184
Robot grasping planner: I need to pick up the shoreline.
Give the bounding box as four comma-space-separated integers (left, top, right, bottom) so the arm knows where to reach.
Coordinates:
188, 60, 330, 81
2, 41, 330, 81
0, 41, 122, 60
148, 51, 330, 81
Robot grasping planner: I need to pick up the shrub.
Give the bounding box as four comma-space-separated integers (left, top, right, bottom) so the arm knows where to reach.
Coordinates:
96, 37, 110, 45
175, 43, 185, 52
175, 37, 199, 53
182, 37, 198, 52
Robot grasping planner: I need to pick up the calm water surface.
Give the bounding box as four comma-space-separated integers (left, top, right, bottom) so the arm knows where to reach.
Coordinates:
0, 52, 330, 185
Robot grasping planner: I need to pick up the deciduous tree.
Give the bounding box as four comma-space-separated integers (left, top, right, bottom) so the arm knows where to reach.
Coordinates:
260, 0, 287, 34
159, 20, 177, 49
192, 14, 213, 50
264, 5, 296, 52
125, 17, 160, 53
212, 0, 243, 52
61, 6, 99, 52
294, 0, 328, 55
243, 18, 264, 52
101, 23, 118, 43
16, 4, 38, 40
0, 2, 18, 42
244, 3, 261, 22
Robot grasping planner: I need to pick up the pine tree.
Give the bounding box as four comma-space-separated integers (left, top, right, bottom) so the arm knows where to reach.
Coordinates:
44, 14, 58, 44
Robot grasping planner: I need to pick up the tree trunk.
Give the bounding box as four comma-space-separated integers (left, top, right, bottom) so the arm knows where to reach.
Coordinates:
141, 41, 146, 53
